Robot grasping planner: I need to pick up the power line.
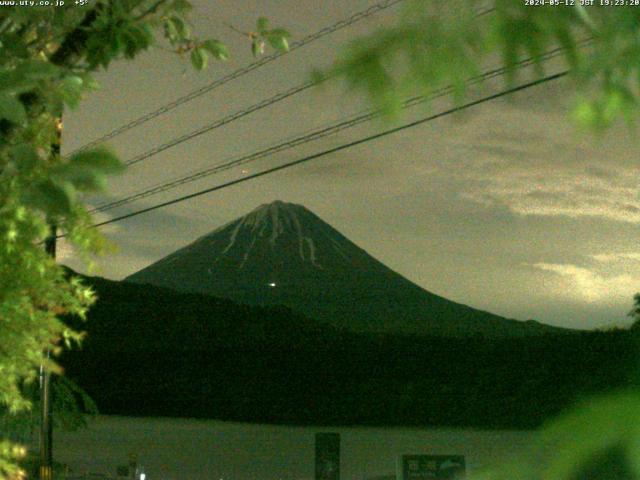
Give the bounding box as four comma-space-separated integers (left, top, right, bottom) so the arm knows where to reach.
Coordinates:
123, 80, 315, 166
85, 70, 568, 232
91, 44, 574, 214
92, 90, 437, 210
120, 4, 498, 168
69, 0, 407, 156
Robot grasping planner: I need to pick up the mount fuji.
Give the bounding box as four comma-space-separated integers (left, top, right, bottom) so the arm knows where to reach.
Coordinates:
125, 200, 566, 337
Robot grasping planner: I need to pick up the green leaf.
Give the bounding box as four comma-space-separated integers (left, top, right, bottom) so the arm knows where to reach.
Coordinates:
52, 148, 124, 192
0, 93, 26, 124
266, 33, 289, 52
52, 166, 106, 192
573, 97, 599, 129
257, 17, 269, 35
539, 390, 640, 480
59, 76, 84, 109
264, 28, 291, 52
125, 24, 154, 58
22, 179, 75, 216
164, 17, 179, 42
0, 62, 60, 94
10, 144, 39, 172
109, 29, 124, 56
251, 39, 264, 57
0, 33, 30, 62
170, 15, 190, 39
0, 69, 16, 92
15, 60, 60, 82
81, 73, 100, 92
66, 147, 125, 175
202, 39, 229, 61
51, 148, 125, 191
190, 47, 208, 70
171, 0, 192, 14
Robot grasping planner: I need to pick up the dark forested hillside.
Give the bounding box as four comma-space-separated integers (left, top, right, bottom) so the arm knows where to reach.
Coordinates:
61, 274, 638, 429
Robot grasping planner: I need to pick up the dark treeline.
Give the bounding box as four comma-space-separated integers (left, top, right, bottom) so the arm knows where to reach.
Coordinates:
61, 274, 639, 429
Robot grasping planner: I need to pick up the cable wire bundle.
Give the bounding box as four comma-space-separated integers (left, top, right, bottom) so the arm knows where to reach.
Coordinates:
91, 43, 580, 215
70, 0, 407, 156
87, 70, 569, 233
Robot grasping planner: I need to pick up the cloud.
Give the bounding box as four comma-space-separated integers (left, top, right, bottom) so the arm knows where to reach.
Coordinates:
456, 141, 640, 224
590, 252, 640, 263
457, 163, 640, 224
437, 89, 640, 225
531, 262, 638, 303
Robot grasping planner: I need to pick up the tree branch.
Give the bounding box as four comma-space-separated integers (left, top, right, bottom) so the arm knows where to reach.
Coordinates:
49, 6, 102, 67
223, 21, 251, 39
133, 0, 169, 22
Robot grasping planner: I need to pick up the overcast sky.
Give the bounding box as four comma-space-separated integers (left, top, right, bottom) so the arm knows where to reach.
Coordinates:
61, 0, 640, 331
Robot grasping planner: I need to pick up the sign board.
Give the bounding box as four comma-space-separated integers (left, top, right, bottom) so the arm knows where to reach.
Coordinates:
315, 433, 340, 480
398, 455, 465, 480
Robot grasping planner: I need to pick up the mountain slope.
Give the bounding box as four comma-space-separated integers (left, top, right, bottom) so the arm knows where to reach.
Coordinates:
126, 200, 568, 337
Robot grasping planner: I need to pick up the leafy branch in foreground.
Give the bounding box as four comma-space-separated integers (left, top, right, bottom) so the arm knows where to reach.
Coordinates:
475, 389, 640, 479
322, 2, 640, 478
322, 0, 640, 130
0, 1, 289, 478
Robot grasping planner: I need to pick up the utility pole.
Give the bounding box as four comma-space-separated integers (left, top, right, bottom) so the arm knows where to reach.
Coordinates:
39, 116, 62, 480
39, 224, 55, 480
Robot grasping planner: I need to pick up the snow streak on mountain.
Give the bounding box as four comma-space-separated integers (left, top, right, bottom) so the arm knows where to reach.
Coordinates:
126, 201, 566, 337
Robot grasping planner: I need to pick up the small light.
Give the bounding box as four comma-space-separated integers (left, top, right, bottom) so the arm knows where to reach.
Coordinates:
140, 475, 146, 480
268, 282, 276, 287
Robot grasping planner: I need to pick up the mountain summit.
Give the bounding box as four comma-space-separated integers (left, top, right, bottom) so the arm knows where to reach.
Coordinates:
126, 200, 565, 337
